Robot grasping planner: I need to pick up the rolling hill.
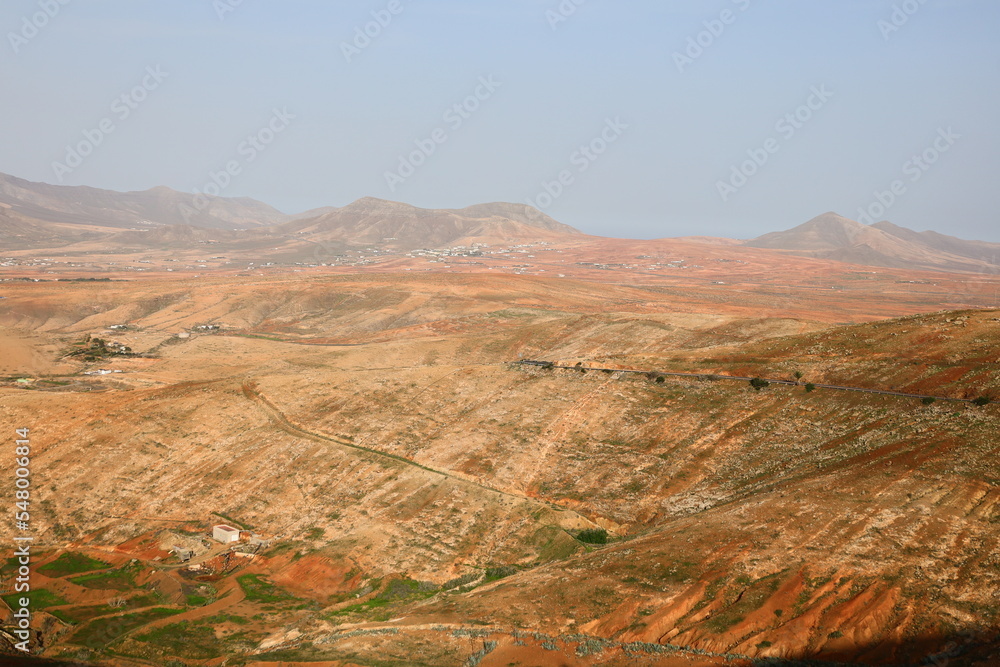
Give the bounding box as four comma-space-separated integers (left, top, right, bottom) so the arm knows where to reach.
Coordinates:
0, 172, 287, 233
747, 212, 1000, 273
2, 172, 999, 279
268, 197, 583, 249
0, 173, 582, 253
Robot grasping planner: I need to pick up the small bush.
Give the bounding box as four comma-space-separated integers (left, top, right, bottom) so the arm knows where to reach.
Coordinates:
921, 396, 936, 405
973, 396, 991, 407
804, 383, 816, 393
750, 378, 770, 391
576, 529, 608, 545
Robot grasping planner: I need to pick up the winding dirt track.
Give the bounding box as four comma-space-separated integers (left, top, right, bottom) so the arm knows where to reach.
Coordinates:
240, 380, 597, 528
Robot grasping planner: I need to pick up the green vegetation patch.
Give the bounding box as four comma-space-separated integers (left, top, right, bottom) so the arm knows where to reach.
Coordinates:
69, 563, 140, 591
236, 573, 297, 603
49, 594, 160, 625
68, 607, 183, 650
2, 588, 68, 611
575, 528, 609, 545
182, 583, 217, 609
326, 577, 438, 619
204, 612, 249, 625
38, 552, 112, 578
483, 566, 519, 583
134, 621, 223, 660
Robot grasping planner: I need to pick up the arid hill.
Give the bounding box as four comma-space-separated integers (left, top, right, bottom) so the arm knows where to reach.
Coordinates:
3, 173, 999, 280
0, 173, 581, 254
265, 197, 582, 250
0, 172, 287, 235
747, 212, 1000, 274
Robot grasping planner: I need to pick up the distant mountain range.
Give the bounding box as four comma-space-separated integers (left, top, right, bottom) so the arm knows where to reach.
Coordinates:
0, 172, 581, 253
746, 212, 1000, 274
2, 172, 998, 274
0, 172, 286, 231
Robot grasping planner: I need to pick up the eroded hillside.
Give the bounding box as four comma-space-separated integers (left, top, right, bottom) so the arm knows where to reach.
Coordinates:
0, 276, 997, 666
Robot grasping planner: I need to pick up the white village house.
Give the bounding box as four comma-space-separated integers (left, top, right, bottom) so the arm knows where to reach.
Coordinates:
212, 524, 242, 544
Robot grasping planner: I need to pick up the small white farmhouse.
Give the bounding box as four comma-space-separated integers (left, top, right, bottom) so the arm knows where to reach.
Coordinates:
212, 524, 241, 544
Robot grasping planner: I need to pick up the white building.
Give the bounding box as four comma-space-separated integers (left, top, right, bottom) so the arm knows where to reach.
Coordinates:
212, 524, 241, 544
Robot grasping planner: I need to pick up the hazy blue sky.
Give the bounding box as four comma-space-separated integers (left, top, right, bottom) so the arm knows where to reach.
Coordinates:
2, 0, 998, 240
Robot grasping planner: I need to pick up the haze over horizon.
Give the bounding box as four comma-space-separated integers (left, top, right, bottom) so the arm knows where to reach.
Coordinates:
2, 0, 999, 241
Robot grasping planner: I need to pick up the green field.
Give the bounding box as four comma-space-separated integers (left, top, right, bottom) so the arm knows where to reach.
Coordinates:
49, 593, 161, 625
236, 574, 297, 603
69, 566, 138, 591
130, 613, 265, 662
68, 607, 183, 650
38, 552, 112, 578
2, 588, 68, 611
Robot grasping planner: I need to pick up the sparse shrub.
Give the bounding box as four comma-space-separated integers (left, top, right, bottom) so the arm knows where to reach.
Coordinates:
655, 376, 665, 384
441, 572, 481, 591
829, 630, 844, 639
793, 371, 803, 380
804, 383, 816, 393
750, 378, 770, 391
575, 528, 608, 545
921, 397, 936, 406
483, 566, 518, 582
973, 396, 991, 407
